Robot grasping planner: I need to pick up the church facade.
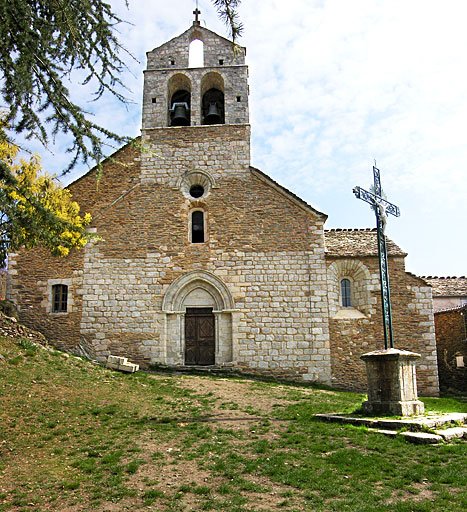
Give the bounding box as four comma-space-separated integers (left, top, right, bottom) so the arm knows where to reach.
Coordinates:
7, 21, 439, 395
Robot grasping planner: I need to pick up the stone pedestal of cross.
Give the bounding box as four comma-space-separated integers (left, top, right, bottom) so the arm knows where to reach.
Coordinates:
353, 166, 424, 416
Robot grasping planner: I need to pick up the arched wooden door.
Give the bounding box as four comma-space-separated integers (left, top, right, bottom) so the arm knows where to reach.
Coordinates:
184, 308, 215, 365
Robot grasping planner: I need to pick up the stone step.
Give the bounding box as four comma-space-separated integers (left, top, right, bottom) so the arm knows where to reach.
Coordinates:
369, 428, 446, 444
369, 429, 398, 438
435, 427, 467, 441
315, 413, 467, 432
399, 432, 443, 444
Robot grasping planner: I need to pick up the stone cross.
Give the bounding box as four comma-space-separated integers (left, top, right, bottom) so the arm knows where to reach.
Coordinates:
193, 6, 201, 23
353, 166, 400, 349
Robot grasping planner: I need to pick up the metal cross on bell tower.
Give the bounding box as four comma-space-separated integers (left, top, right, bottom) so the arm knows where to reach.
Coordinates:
193, 1, 201, 24
353, 165, 400, 350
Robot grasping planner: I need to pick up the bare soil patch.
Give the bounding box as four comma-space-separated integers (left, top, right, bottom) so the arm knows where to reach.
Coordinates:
173, 375, 303, 413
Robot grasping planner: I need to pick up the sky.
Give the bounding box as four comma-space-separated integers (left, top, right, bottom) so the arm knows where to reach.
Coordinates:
19, 0, 467, 277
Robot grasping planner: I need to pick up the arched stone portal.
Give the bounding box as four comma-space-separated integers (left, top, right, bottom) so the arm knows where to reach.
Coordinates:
160, 271, 236, 366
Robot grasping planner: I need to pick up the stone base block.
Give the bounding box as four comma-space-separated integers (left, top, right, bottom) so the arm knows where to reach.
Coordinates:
361, 348, 424, 417
361, 399, 425, 417
106, 354, 139, 373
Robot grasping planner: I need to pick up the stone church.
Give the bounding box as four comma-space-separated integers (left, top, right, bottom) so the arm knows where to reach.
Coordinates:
7, 18, 439, 395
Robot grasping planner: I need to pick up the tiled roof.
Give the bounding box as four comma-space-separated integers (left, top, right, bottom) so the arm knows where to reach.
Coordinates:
324, 228, 406, 257
433, 304, 467, 314
420, 276, 467, 297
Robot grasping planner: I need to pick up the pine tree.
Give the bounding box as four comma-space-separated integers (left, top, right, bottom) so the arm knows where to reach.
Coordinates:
0, 0, 134, 173
213, 0, 243, 41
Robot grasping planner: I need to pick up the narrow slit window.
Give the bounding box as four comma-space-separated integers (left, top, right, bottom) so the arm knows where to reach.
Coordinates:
52, 284, 68, 312
341, 279, 351, 307
191, 211, 205, 243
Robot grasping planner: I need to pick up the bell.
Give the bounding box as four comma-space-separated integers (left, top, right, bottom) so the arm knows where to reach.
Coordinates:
204, 102, 222, 125
170, 102, 190, 126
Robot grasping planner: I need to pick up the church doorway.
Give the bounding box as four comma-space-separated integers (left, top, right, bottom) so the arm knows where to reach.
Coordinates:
184, 308, 215, 365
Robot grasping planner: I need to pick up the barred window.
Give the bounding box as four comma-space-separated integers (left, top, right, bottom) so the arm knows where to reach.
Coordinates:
341, 279, 351, 307
52, 284, 68, 313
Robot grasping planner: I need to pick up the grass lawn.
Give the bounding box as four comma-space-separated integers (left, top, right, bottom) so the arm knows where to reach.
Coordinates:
0, 335, 466, 511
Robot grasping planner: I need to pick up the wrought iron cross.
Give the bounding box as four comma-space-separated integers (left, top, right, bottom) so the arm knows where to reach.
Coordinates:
353, 166, 400, 349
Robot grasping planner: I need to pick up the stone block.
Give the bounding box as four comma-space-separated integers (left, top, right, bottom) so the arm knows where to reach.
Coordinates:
435, 427, 467, 440
106, 354, 139, 373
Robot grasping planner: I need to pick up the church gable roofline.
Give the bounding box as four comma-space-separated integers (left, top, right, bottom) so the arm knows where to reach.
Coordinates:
405, 271, 432, 287
148, 24, 245, 54
65, 137, 141, 190
147, 24, 246, 69
324, 228, 407, 257
249, 166, 327, 219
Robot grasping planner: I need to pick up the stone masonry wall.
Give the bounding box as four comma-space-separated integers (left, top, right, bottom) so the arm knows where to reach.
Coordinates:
434, 307, 467, 393
147, 25, 246, 69
143, 65, 249, 128
328, 256, 439, 396
140, 125, 251, 185
7, 247, 85, 352
7, 143, 141, 352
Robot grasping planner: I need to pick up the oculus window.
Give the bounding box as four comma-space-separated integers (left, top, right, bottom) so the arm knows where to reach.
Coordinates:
190, 185, 204, 198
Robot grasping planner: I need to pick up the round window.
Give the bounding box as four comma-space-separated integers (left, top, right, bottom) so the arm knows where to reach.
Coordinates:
178, 170, 214, 200
189, 185, 205, 198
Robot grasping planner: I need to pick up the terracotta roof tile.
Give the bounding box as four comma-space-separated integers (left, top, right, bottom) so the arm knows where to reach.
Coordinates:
420, 276, 467, 297
324, 229, 406, 257
433, 304, 467, 314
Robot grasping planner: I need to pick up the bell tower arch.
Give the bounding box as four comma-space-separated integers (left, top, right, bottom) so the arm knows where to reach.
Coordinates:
142, 20, 249, 129
167, 73, 192, 126
201, 71, 225, 125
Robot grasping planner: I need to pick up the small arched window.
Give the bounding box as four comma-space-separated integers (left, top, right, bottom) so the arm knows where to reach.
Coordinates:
52, 284, 68, 312
341, 279, 351, 307
189, 39, 204, 67
191, 211, 205, 243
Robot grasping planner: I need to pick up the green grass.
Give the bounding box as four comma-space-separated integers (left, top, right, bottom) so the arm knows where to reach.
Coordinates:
0, 334, 466, 511
421, 396, 467, 414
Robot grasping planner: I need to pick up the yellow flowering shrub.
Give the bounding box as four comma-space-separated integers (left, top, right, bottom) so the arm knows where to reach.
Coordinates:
0, 124, 92, 264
